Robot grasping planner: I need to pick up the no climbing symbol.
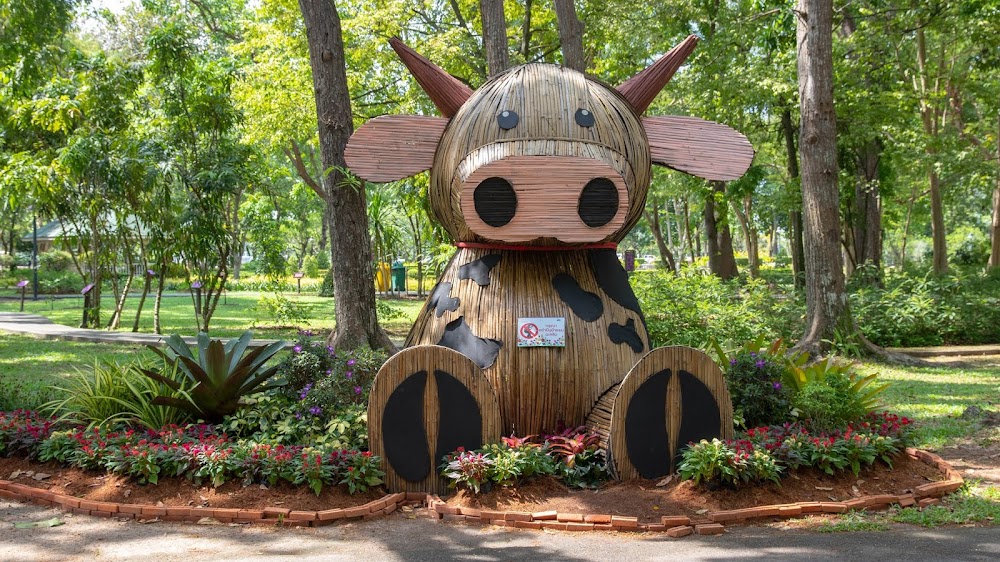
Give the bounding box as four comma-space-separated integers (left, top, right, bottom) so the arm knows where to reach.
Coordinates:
519, 323, 539, 340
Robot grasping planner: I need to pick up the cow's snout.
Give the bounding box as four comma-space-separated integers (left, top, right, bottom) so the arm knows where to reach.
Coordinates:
459, 156, 629, 243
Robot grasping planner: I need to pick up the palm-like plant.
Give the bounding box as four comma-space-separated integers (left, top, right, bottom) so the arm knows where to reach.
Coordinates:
140, 331, 287, 422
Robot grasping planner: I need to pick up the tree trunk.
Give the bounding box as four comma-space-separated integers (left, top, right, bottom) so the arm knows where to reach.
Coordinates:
780, 104, 806, 290
480, 0, 509, 77
299, 0, 395, 353
153, 257, 166, 335
731, 196, 759, 278
682, 197, 695, 261
852, 140, 882, 281
794, 0, 853, 356
554, 0, 585, 72
704, 182, 738, 280
915, 28, 947, 275
520, 0, 533, 59
132, 274, 151, 332
991, 112, 1000, 270
644, 203, 677, 273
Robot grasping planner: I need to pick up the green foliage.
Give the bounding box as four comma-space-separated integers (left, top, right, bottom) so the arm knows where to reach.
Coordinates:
251, 293, 311, 326
43, 358, 192, 430
678, 438, 782, 488
302, 255, 320, 277
713, 337, 794, 427
786, 358, 887, 430
850, 269, 1000, 346
282, 334, 387, 410
37, 250, 73, 272
892, 483, 1000, 527
220, 391, 369, 450
140, 332, 287, 422
633, 271, 797, 348
318, 269, 335, 297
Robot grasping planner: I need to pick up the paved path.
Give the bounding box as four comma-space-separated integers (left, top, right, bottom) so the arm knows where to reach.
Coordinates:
0, 312, 290, 348
1, 500, 998, 562
887, 344, 1000, 358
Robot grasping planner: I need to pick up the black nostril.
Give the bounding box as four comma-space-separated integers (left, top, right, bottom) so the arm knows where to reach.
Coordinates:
474, 177, 517, 227
578, 178, 619, 227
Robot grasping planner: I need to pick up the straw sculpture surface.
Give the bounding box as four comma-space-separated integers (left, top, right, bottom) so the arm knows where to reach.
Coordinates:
346, 35, 753, 489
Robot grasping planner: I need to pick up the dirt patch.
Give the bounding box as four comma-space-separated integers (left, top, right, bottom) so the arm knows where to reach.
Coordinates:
1, 453, 946, 522
0, 457, 382, 511
445, 454, 943, 523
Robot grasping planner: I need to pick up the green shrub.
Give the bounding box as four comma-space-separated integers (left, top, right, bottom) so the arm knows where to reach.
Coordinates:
785, 358, 887, 431
43, 358, 192, 429
709, 336, 797, 428
140, 332, 287, 422
251, 293, 311, 326
633, 270, 798, 348
315, 250, 330, 270
303, 255, 320, 277
319, 269, 335, 297
221, 391, 369, 450
38, 250, 73, 272
281, 333, 387, 410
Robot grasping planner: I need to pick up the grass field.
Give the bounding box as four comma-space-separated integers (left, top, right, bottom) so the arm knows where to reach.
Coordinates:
0, 291, 425, 339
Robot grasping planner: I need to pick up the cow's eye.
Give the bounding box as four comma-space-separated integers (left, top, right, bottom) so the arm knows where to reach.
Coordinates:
575, 108, 595, 127
497, 110, 519, 130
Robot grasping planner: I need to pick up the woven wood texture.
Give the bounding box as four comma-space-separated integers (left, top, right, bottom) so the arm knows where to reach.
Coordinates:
368, 345, 501, 494
617, 35, 699, 113
429, 64, 651, 244
405, 247, 648, 435
644, 115, 754, 181
584, 382, 620, 450
460, 156, 629, 242
345, 115, 449, 183
390, 38, 472, 117
608, 346, 733, 480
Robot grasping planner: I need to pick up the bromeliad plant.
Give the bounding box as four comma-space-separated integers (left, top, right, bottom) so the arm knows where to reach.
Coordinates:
140, 332, 287, 422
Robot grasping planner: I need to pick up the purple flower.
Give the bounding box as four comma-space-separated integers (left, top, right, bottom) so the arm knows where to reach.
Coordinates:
295, 412, 302, 420
309, 406, 322, 416
750, 352, 757, 357
325, 369, 332, 376
755, 359, 766, 369
773, 382, 782, 390
347, 359, 356, 367
729, 358, 737, 366
353, 386, 362, 395
293, 345, 303, 353
298, 383, 313, 400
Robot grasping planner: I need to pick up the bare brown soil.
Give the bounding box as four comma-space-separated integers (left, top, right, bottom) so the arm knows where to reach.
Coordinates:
1, 454, 945, 523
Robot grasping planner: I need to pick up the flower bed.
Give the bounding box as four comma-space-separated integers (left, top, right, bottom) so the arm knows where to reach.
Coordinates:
679, 412, 914, 488
0, 410, 382, 496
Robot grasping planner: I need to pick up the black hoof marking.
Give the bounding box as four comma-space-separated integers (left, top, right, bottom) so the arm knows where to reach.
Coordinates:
553, 273, 604, 322
458, 254, 501, 286
428, 282, 460, 317
382, 371, 431, 482
609, 318, 644, 353
434, 370, 483, 464
624, 369, 672, 479
675, 370, 722, 469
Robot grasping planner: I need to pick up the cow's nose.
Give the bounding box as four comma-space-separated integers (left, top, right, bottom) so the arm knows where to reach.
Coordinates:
473, 177, 518, 227
578, 178, 619, 227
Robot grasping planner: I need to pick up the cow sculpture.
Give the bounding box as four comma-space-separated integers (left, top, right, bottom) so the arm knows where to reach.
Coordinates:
346, 36, 755, 493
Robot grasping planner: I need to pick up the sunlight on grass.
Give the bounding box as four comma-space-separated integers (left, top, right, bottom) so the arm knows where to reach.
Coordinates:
815, 510, 890, 533
892, 483, 1000, 527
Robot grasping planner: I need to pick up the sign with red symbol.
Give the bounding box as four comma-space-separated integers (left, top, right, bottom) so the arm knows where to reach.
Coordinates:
517, 317, 565, 347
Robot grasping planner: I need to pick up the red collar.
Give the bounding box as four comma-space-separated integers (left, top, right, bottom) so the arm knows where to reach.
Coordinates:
456, 241, 617, 252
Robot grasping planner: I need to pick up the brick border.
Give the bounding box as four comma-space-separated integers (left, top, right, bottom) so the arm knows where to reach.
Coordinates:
0, 449, 962, 534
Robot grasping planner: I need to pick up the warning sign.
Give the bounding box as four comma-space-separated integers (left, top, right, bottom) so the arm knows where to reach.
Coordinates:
517, 317, 565, 347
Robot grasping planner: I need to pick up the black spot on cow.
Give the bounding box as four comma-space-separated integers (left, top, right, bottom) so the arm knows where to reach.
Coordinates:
434, 370, 483, 464
608, 318, 644, 353
428, 282, 460, 317
438, 317, 503, 369
458, 254, 502, 286
382, 370, 431, 482
589, 248, 650, 348
674, 370, 722, 470
624, 368, 672, 479
552, 273, 603, 322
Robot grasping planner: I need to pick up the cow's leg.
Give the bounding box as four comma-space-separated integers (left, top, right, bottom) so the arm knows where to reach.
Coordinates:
603, 346, 733, 480
368, 345, 502, 494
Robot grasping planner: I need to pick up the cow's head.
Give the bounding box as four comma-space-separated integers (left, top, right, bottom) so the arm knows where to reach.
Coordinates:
346, 37, 753, 245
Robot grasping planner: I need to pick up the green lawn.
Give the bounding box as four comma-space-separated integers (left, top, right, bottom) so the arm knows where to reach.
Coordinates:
0, 291, 425, 340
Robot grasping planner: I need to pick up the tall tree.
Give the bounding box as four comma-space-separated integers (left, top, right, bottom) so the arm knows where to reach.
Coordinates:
794, 0, 850, 354
479, 0, 509, 77
554, 0, 585, 72
298, 0, 395, 352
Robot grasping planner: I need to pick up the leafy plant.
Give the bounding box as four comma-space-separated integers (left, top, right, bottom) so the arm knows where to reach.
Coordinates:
140, 332, 287, 422
251, 293, 311, 327
785, 358, 887, 429
440, 449, 494, 493
340, 450, 385, 494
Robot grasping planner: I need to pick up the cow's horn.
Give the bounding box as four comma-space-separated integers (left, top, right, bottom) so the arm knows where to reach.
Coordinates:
616, 35, 698, 114
390, 37, 473, 118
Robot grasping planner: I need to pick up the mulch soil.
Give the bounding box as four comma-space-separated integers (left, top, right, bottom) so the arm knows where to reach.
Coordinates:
1, 454, 944, 524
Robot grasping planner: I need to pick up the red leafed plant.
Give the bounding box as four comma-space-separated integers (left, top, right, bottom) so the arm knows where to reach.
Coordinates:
545, 426, 602, 468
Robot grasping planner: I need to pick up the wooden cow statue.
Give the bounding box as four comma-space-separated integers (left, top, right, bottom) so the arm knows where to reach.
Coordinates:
346, 36, 754, 493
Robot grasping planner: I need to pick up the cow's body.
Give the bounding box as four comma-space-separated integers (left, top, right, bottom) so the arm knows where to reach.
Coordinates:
406, 247, 648, 434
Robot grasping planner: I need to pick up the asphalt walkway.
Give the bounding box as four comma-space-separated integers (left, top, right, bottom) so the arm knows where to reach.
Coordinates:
2, 499, 998, 561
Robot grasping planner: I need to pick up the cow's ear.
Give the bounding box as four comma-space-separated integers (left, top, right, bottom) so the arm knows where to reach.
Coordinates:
643, 115, 754, 181
345, 115, 449, 183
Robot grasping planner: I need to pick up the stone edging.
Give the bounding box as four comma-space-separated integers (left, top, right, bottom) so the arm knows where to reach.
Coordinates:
424, 447, 963, 536
0, 448, 962, 533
